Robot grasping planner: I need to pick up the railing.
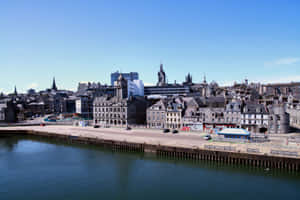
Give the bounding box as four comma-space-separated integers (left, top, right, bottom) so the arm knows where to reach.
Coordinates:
204, 145, 236, 152
270, 150, 298, 157
247, 148, 260, 153
213, 137, 248, 144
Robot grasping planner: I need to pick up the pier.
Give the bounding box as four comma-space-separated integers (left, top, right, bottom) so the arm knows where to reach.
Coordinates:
1, 126, 300, 172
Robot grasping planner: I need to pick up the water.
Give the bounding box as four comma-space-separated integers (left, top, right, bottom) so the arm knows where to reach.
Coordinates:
1, 134, 300, 200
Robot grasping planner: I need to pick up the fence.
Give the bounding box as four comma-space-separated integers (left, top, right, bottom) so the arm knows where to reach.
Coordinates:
270, 150, 298, 157
204, 145, 236, 152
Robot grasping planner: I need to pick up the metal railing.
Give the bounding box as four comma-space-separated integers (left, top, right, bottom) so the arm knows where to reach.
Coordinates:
247, 148, 260, 153
204, 145, 236, 152
270, 150, 298, 157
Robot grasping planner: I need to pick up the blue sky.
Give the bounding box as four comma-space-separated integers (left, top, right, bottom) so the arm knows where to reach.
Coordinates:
1, 0, 300, 93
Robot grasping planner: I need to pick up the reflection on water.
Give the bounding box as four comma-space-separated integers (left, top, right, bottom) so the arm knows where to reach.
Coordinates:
0, 135, 18, 152
0, 134, 300, 200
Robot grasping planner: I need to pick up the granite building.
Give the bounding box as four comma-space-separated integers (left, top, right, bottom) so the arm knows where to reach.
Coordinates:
0, 99, 16, 122
224, 100, 243, 126
260, 82, 300, 97
240, 103, 269, 133
76, 95, 93, 119
268, 104, 290, 134
165, 99, 184, 129
146, 99, 167, 129
94, 74, 147, 127
287, 103, 300, 129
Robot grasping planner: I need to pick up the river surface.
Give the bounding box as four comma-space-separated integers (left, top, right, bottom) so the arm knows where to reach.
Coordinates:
0, 134, 300, 200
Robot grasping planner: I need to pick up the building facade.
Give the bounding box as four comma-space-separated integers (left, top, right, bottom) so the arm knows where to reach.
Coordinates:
76, 96, 93, 119
94, 74, 147, 127
224, 100, 243, 126
240, 103, 269, 133
287, 104, 300, 129
0, 99, 16, 122
147, 99, 167, 129
165, 100, 184, 129
268, 104, 290, 134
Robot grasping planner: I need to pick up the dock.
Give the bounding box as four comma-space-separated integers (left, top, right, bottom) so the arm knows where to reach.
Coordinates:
1, 126, 300, 172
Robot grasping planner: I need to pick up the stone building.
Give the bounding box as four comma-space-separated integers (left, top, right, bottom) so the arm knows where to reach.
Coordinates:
25, 102, 45, 117
165, 99, 184, 129
268, 104, 290, 134
240, 103, 269, 133
147, 97, 200, 130
199, 107, 227, 131
260, 82, 300, 97
146, 99, 167, 129
287, 104, 300, 129
93, 75, 147, 127
224, 100, 243, 126
0, 99, 16, 122
181, 97, 203, 130
146, 96, 229, 131
76, 95, 93, 119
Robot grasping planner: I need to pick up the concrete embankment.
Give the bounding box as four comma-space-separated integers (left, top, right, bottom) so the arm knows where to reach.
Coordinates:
1, 126, 300, 172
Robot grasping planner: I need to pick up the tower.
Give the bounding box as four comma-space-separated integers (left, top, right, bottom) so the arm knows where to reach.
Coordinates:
52, 77, 58, 91
202, 75, 209, 97
157, 63, 166, 86
203, 74, 207, 84
116, 74, 128, 100
184, 73, 193, 85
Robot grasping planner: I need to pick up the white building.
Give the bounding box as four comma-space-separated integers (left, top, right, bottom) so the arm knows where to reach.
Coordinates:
240, 103, 269, 133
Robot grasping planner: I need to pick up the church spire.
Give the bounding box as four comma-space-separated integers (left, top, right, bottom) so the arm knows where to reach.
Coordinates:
160, 63, 164, 72
14, 85, 17, 95
52, 77, 58, 91
203, 74, 207, 84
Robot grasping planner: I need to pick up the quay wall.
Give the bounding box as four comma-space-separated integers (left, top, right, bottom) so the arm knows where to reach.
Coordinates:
1, 129, 300, 172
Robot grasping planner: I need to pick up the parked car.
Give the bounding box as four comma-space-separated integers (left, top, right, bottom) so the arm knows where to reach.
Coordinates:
93, 125, 100, 128
172, 130, 178, 134
163, 129, 170, 133
203, 135, 212, 140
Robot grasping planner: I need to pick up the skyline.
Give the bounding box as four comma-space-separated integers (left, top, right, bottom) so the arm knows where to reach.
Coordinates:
1, 0, 300, 93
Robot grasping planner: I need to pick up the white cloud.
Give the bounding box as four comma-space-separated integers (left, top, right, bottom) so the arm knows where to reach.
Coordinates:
253, 75, 300, 84
79, 81, 90, 84
27, 82, 38, 89
66, 87, 77, 91
264, 57, 300, 66
219, 80, 236, 86
219, 75, 300, 87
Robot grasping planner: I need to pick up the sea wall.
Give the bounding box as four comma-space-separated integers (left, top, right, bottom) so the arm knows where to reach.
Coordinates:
1, 129, 300, 172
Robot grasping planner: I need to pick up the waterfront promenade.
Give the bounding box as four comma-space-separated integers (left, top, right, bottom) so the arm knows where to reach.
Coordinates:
1, 125, 300, 159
